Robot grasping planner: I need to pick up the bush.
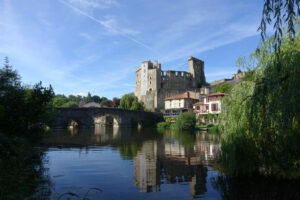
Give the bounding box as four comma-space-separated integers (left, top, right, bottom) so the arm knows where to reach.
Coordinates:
173, 112, 196, 130
165, 117, 177, 123
157, 122, 171, 129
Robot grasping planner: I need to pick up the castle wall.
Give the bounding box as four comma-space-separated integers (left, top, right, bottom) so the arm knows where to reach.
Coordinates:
161, 71, 191, 90
135, 67, 142, 100
135, 57, 207, 112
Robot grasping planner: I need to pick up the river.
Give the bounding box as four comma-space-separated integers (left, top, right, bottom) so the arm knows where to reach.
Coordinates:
38, 126, 300, 200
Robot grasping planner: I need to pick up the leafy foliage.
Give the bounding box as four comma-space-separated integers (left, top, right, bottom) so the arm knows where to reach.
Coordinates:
118, 93, 145, 111
119, 143, 142, 159
52, 93, 118, 108
173, 112, 196, 130
259, 0, 300, 48
157, 121, 172, 129
212, 82, 233, 94
0, 58, 52, 199
0, 133, 51, 199
0, 58, 54, 141
219, 25, 300, 178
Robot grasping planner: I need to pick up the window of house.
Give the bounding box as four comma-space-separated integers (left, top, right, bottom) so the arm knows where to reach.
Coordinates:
211, 104, 218, 111
197, 106, 200, 110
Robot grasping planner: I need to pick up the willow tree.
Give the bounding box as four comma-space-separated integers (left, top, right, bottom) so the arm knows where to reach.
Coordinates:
219, 23, 300, 178
259, 0, 300, 48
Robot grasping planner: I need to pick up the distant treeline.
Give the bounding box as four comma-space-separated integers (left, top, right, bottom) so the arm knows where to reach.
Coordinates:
53, 92, 146, 111
52, 92, 120, 108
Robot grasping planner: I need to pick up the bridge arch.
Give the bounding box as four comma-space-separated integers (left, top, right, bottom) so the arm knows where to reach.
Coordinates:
51, 108, 163, 129
94, 114, 121, 127
68, 120, 80, 128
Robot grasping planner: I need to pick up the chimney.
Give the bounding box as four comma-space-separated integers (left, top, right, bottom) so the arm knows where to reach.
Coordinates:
187, 91, 190, 98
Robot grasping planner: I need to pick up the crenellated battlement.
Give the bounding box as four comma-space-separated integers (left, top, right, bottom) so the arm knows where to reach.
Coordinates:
135, 56, 206, 111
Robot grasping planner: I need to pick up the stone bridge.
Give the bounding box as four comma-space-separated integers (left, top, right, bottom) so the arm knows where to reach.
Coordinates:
51, 107, 163, 129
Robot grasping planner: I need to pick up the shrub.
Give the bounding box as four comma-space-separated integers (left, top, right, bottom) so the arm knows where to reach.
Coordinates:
174, 112, 196, 130
157, 122, 171, 129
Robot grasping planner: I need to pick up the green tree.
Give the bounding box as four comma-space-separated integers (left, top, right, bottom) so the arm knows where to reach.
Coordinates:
219, 25, 300, 178
61, 101, 78, 108
68, 94, 77, 102
0, 58, 54, 140
52, 95, 67, 107
91, 95, 101, 103
119, 93, 145, 111
212, 82, 233, 94
259, 0, 300, 47
0, 57, 20, 89
100, 99, 112, 107
0, 58, 53, 199
85, 92, 92, 102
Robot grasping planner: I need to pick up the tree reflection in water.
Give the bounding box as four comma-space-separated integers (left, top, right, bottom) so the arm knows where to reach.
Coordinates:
211, 175, 300, 200
43, 128, 300, 199
0, 135, 51, 199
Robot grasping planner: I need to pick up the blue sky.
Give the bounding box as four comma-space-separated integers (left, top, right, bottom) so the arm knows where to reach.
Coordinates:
0, 0, 263, 98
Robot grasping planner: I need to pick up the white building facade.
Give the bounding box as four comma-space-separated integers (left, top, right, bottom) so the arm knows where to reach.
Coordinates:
193, 93, 227, 115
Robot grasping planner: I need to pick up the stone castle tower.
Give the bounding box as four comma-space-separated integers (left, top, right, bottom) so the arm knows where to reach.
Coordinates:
135, 56, 206, 111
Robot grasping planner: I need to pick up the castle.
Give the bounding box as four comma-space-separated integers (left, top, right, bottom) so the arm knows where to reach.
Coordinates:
135, 56, 206, 111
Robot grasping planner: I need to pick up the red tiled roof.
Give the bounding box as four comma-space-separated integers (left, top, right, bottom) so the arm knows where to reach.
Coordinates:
207, 92, 227, 97
165, 92, 198, 100
193, 102, 204, 106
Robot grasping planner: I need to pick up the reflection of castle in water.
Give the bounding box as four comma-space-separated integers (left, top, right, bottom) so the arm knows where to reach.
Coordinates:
134, 134, 220, 198
134, 141, 160, 193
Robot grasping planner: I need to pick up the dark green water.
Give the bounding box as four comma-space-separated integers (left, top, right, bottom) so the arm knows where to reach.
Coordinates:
36, 126, 300, 200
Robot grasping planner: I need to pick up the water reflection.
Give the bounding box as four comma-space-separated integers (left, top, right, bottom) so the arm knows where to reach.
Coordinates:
45, 127, 220, 199
43, 127, 300, 200
133, 131, 219, 198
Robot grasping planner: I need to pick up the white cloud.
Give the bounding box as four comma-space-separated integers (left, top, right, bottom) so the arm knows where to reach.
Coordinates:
67, 0, 117, 9
70, 92, 88, 96
100, 15, 140, 36
0, 0, 263, 98
60, 0, 157, 54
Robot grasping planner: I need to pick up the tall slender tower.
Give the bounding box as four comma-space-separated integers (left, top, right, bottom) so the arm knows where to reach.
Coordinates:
188, 56, 206, 88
